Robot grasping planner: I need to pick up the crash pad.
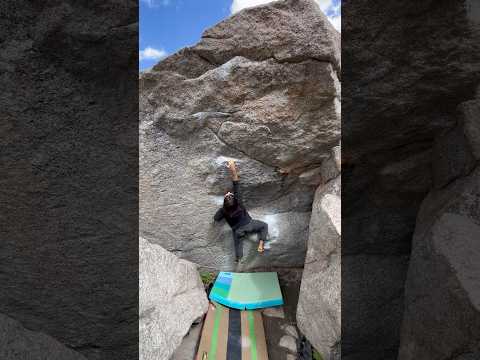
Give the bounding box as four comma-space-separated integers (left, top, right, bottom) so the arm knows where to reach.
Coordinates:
195, 302, 268, 360
209, 272, 283, 310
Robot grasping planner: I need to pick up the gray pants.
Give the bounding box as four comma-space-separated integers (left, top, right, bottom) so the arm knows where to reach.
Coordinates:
232, 220, 268, 260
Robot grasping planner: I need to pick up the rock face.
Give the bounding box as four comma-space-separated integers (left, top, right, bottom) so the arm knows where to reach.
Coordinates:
152, 0, 340, 77
342, 1, 480, 358
0, 313, 87, 360
139, 237, 208, 360
1, 2, 138, 359
398, 93, 480, 359
297, 147, 341, 360
400, 211, 480, 359
140, 0, 340, 270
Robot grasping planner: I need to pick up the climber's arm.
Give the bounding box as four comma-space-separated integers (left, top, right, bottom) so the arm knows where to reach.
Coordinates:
227, 160, 239, 181
227, 160, 243, 205
214, 208, 224, 222
232, 180, 241, 204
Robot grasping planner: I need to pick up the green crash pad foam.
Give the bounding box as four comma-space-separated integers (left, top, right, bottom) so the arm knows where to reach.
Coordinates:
209, 272, 283, 310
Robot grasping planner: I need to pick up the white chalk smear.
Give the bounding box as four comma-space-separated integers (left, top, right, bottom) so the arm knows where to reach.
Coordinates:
260, 214, 280, 249
212, 196, 225, 206
215, 156, 240, 166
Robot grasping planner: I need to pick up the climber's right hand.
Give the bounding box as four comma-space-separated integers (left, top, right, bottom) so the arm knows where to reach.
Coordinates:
227, 160, 236, 170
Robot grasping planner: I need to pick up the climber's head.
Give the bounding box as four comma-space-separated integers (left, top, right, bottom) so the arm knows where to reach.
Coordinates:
223, 191, 235, 207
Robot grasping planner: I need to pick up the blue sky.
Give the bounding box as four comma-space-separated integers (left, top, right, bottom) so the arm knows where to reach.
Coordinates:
140, 0, 341, 70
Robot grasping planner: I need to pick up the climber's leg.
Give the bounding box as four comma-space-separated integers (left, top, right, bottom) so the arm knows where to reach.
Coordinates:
246, 220, 268, 240
259, 221, 269, 243
246, 220, 268, 253
232, 230, 243, 261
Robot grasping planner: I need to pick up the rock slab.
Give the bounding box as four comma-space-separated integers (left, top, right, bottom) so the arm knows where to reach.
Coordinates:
140, 237, 208, 360
297, 174, 341, 360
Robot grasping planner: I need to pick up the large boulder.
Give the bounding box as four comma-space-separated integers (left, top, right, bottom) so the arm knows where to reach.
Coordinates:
398, 134, 480, 360
0, 313, 87, 360
140, 0, 340, 270
399, 184, 480, 358
342, 1, 480, 357
297, 171, 341, 360
139, 237, 208, 360
152, 0, 340, 78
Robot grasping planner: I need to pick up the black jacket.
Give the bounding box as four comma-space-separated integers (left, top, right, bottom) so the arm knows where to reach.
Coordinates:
214, 180, 252, 230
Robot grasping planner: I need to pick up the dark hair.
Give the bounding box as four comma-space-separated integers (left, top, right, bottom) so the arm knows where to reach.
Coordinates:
223, 195, 240, 215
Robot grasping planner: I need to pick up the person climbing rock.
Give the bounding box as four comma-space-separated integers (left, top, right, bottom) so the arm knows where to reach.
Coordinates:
213, 160, 268, 262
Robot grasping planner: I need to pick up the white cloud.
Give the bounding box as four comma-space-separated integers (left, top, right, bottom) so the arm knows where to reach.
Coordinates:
329, 0, 341, 31
315, 0, 333, 12
230, 0, 340, 31
230, 0, 274, 14
329, 14, 341, 31
139, 47, 168, 61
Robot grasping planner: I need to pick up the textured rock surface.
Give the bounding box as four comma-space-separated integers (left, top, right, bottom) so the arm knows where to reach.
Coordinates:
342, 254, 410, 360
343, 0, 480, 161
297, 174, 341, 360
170, 321, 203, 360
458, 90, 480, 160
153, 0, 340, 76
319, 144, 341, 183
279, 335, 298, 353
140, 0, 340, 270
432, 125, 476, 189
342, 1, 480, 358
0, 2, 138, 359
398, 163, 480, 358
397, 91, 480, 360
0, 313, 87, 360
140, 237, 208, 360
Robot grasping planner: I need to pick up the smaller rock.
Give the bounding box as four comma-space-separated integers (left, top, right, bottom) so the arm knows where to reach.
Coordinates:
171, 320, 204, 360
279, 335, 298, 353
192, 316, 203, 325
398, 168, 480, 360
282, 324, 299, 339
262, 307, 285, 319
140, 237, 209, 360
286, 354, 297, 360
297, 176, 340, 359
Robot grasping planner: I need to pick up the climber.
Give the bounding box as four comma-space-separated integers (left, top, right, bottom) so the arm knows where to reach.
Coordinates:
213, 160, 268, 262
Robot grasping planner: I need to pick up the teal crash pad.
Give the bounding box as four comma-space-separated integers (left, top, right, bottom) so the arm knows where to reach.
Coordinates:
209, 272, 284, 310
